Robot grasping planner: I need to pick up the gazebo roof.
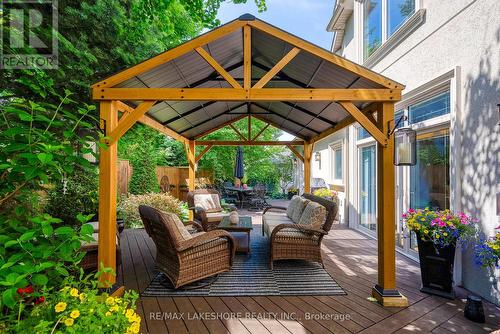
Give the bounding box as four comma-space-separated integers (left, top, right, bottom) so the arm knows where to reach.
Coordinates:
92, 14, 404, 141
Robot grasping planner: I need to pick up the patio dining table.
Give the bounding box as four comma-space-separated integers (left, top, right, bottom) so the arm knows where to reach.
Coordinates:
224, 186, 254, 208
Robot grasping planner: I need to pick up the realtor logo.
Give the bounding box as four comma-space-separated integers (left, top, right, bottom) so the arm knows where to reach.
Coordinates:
1, 0, 58, 69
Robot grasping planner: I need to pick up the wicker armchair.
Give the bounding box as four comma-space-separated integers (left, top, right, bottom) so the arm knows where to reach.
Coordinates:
138, 205, 235, 289
262, 194, 338, 269
187, 189, 236, 231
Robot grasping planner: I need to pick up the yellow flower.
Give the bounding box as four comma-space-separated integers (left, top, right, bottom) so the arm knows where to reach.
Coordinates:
420, 218, 425, 221
64, 318, 74, 327
79, 293, 86, 302
69, 288, 79, 297
443, 232, 448, 237
105, 296, 115, 306
110, 305, 119, 312
424, 230, 429, 234
127, 322, 140, 334
436, 234, 440, 238
105, 311, 112, 316
55, 302, 67, 313
125, 309, 135, 318
70, 310, 80, 319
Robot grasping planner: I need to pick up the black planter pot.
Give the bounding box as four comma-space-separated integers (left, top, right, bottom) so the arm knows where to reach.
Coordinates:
416, 233, 456, 299
287, 192, 297, 200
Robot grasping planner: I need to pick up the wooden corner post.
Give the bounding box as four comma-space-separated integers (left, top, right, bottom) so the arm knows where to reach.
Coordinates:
372, 102, 408, 307
303, 142, 312, 194
98, 101, 118, 287
187, 140, 196, 220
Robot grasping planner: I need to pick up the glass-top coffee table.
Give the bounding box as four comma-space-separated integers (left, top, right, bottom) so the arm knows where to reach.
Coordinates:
217, 216, 253, 253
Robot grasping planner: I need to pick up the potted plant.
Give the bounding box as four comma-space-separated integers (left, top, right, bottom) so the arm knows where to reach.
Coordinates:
403, 208, 476, 299
287, 187, 298, 200
313, 188, 338, 200
475, 226, 500, 268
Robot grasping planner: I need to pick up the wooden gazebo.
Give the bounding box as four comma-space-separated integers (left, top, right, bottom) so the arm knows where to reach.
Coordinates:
91, 14, 407, 307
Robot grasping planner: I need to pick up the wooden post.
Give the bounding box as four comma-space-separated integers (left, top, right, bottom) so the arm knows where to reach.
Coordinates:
303, 142, 312, 194
98, 101, 118, 287
187, 140, 196, 220
371, 102, 408, 307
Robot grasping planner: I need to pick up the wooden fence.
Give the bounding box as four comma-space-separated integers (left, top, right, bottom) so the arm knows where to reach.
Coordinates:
117, 160, 214, 201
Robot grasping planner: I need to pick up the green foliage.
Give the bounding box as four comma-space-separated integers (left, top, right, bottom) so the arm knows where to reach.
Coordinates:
128, 143, 160, 195
0, 91, 98, 215
45, 166, 99, 226
118, 193, 186, 228
3, 272, 139, 333
0, 213, 94, 311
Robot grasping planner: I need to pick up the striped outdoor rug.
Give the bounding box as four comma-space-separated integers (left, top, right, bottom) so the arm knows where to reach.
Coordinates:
142, 229, 346, 297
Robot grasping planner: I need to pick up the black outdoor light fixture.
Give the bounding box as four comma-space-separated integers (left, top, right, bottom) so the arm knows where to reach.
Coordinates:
391, 115, 417, 166
314, 152, 321, 169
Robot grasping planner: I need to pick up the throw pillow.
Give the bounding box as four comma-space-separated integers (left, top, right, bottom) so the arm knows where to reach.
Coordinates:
194, 193, 222, 212
298, 202, 327, 230
163, 211, 193, 241
291, 197, 310, 223
286, 195, 301, 219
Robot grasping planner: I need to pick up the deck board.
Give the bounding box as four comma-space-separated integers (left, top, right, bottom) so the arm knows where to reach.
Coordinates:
118, 211, 500, 334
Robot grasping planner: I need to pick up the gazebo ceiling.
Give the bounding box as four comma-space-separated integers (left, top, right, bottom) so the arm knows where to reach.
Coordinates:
102, 15, 400, 140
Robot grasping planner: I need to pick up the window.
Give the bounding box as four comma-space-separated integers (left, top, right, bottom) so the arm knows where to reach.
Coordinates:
409, 91, 450, 124
359, 145, 377, 231
330, 144, 343, 183
334, 148, 343, 180
363, 0, 416, 60
363, 0, 382, 59
357, 127, 372, 140
388, 0, 416, 36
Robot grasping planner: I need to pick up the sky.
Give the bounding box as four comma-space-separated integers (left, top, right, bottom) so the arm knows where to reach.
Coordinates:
216, 0, 334, 50
216, 0, 335, 139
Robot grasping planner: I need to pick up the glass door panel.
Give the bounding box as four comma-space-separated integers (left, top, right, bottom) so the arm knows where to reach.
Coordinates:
359, 145, 377, 232
409, 130, 450, 251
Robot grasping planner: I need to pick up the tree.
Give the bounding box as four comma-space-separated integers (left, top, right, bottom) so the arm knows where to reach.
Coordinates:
128, 143, 161, 195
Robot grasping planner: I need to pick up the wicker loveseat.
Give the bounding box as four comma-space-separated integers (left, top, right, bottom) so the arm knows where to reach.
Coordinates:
262, 194, 338, 269
187, 189, 236, 231
139, 205, 235, 288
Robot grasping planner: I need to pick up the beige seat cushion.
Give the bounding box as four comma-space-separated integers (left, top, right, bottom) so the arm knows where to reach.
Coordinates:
298, 202, 327, 230
194, 194, 223, 213
291, 197, 310, 223
205, 212, 230, 223
262, 214, 293, 237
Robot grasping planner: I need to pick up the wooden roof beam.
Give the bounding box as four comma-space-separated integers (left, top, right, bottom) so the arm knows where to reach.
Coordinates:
195, 140, 304, 146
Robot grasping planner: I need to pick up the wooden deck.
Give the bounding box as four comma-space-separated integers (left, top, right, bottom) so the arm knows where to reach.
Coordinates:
117, 212, 500, 334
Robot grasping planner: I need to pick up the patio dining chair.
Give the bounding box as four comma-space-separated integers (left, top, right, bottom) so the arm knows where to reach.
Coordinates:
139, 205, 235, 289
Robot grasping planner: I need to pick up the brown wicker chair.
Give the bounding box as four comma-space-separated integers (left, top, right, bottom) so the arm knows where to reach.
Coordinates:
138, 205, 235, 289
187, 189, 236, 231
262, 194, 338, 269
80, 221, 122, 271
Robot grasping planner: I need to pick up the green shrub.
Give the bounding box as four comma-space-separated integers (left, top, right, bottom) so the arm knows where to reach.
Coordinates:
0, 213, 94, 310
46, 166, 99, 226
128, 144, 160, 195
118, 193, 185, 228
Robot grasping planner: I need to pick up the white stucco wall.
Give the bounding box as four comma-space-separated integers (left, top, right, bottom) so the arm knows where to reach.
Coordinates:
321, 0, 499, 304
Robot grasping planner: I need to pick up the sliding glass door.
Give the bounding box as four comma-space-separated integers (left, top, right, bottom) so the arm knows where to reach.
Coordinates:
359, 145, 377, 232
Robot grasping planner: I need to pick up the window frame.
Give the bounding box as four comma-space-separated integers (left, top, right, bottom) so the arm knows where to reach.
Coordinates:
330, 141, 344, 185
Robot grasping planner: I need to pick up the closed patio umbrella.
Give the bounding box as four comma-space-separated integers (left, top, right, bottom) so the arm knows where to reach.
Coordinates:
234, 146, 245, 181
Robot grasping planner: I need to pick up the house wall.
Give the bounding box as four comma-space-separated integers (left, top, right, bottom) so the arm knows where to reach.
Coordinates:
317, 0, 499, 304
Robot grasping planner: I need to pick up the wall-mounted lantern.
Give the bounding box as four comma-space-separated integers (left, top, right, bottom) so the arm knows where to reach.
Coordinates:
394, 127, 416, 166
314, 152, 321, 169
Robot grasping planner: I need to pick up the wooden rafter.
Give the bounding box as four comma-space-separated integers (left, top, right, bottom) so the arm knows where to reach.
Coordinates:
94, 88, 401, 101
251, 122, 270, 140
92, 20, 246, 88
229, 123, 247, 141
195, 47, 242, 89
253, 47, 300, 89
195, 140, 304, 146
339, 102, 387, 145
286, 144, 304, 162
251, 113, 306, 140
195, 144, 213, 163
115, 101, 188, 143
243, 25, 251, 90
108, 101, 156, 144
192, 114, 247, 140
